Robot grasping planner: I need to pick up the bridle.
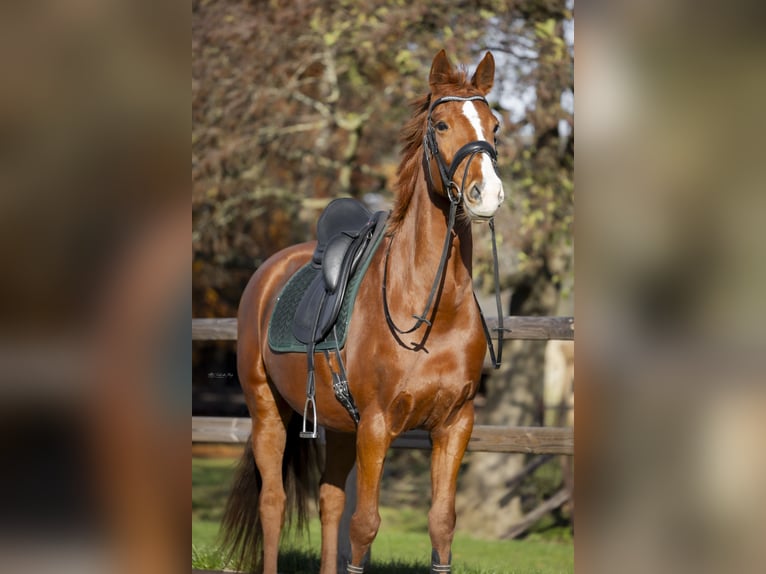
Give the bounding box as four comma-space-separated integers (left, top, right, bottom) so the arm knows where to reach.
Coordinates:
382, 94, 506, 366
423, 95, 499, 201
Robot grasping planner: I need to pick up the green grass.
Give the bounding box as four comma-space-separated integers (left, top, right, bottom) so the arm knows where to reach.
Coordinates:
192, 457, 573, 573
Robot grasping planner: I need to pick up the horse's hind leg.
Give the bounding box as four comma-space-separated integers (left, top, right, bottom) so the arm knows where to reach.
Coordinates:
318, 430, 356, 574
252, 394, 289, 574
248, 380, 291, 574
221, 369, 289, 574
428, 403, 475, 573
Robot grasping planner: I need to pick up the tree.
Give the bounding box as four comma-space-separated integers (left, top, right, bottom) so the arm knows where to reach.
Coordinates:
192, 0, 525, 317
456, 0, 574, 538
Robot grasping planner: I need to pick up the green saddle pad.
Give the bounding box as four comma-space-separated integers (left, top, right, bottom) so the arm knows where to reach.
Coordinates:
267, 224, 386, 353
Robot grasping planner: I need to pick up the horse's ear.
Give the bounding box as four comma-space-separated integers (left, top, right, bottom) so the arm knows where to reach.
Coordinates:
471, 51, 495, 94
429, 49, 453, 88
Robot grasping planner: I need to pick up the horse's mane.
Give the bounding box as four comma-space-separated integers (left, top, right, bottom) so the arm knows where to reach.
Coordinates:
388, 66, 475, 234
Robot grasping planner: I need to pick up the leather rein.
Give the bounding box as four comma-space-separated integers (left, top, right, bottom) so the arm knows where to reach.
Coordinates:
382, 95, 505, 367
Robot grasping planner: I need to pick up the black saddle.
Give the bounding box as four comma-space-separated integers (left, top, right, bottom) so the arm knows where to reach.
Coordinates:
292, 198, 387, 345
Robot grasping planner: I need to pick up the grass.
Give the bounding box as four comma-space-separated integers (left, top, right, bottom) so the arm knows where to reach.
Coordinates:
192, 457, 573, 573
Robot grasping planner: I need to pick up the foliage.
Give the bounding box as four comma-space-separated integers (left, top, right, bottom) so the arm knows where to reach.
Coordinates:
192, 0, 574, 317
455, 1, 573, 536
191, 456, 237, 522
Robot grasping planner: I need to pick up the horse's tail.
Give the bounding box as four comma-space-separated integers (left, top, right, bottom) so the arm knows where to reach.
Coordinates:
219, 415, 321, 573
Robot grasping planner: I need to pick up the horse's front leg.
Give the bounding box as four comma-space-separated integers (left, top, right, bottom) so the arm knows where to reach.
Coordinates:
318, 430, 356, 574
428, 402, 475, 574
347, 414, 392, 573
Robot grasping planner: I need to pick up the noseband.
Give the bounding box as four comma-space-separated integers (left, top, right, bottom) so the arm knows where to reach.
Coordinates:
423, 95, 498, 201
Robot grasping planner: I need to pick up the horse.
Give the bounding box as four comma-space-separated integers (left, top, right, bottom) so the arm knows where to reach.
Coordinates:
221, 49, 505, 574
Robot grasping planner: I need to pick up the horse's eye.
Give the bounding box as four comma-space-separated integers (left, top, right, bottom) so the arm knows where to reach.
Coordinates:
493, 123, 500, 134
435, 121, 449, 132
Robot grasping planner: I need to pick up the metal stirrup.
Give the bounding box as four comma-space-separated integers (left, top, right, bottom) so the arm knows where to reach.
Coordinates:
299, 370, 318, 438
300, 290, 324, 439
347, 563, 364, 574
300, 396, 317, 438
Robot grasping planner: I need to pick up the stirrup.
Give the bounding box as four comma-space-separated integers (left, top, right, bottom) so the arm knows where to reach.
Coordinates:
299, 396, 318, 439
346, 564, 364, 574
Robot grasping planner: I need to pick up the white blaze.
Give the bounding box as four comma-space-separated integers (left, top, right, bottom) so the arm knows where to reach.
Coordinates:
461, 101, 505, 216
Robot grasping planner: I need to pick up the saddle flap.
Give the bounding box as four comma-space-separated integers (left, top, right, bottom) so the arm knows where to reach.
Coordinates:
322, 232, 355, 293
294, 229, 369, 344
292, 273, 326, 343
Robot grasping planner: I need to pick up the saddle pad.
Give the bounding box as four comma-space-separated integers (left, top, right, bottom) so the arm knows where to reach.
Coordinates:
267, 221, 387, 353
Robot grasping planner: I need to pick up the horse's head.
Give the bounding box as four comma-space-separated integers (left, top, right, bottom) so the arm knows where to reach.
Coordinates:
425, 50, 505, 220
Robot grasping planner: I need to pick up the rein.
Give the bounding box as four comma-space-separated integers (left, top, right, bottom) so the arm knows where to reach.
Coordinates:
382, 95, 506, 365
381, 185, 461, 336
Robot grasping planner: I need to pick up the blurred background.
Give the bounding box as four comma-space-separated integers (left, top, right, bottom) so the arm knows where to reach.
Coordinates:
576, 2, 766, 573
0, 0, 188, 573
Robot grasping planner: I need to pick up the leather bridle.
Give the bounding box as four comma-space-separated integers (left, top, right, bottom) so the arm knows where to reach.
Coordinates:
423, 95, 499, 201
382, 94, 506, 366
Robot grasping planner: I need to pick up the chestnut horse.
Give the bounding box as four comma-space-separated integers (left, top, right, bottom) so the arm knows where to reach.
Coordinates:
221, 50, 504, 574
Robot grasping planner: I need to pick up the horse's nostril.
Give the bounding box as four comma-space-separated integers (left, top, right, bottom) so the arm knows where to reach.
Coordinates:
469, 185, 481, 202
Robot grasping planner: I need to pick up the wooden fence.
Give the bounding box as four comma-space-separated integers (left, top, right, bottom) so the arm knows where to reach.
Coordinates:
192, 316, 574, 456
192, 315, 574, 341
192, 416, 573, 455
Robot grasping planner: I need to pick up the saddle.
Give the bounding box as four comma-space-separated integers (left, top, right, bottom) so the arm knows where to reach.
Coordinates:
281, 197, 387, 438
292, 198, 386, 345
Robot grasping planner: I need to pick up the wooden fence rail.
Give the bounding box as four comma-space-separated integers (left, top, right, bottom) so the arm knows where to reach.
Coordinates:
192, 316, 574, 341
192, 416, 573, 455
192, 315, 575, 456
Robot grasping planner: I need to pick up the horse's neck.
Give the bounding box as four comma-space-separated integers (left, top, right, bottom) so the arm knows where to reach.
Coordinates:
390, 172, 474, 305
